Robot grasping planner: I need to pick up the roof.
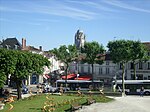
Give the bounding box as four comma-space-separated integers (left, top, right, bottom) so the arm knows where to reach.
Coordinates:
105, 52, 112, 60
143, 42, 150, 50
22, 46, 41, 52
97, 52, 112, 61
0, 38, 22, 50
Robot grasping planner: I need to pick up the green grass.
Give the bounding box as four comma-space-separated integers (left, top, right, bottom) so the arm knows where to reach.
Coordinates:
93, 95, 114, 103
1, 94, 113, 112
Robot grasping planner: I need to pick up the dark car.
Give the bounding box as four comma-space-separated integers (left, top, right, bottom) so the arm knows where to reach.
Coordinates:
22, 86, 28, 94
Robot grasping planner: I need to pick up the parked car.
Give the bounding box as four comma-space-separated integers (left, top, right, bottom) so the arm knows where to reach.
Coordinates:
22, 86, 28, 94
42, 83, 57, 93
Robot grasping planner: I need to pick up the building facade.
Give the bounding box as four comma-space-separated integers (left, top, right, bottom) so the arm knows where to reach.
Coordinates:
22, 38, 64, 85
69, 52, 117, 84
116, 42, 150, 80
70, 40, 150, 83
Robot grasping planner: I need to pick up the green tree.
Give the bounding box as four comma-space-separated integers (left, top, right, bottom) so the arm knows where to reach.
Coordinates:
130, 41, 149, 79
81, 41, 105, 88
49, 45, 78, 90
107, 40, 131, 96
0, 49, 50, 99
0, 49, 16, 88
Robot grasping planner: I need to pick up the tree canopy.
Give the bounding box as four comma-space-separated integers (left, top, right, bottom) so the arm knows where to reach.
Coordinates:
49, 45, 78, 89
0, 48, 50, 99
107, 40, 131, 64
107, 40, 132, 96
81, 41, 105, 87
130, 40, 149, 79
107, 39, 149, 95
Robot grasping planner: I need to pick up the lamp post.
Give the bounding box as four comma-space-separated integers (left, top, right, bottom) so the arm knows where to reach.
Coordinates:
64, 48, 69, 92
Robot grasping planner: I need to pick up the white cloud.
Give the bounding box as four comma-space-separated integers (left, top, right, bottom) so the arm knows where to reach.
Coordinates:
1, 0, 149, 21
103, 0, 150, 13
0, 1, 97, 20
67, 0, 119, 12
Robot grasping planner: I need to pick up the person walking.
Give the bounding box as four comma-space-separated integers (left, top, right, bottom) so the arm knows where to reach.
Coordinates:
140, 86, 144, 97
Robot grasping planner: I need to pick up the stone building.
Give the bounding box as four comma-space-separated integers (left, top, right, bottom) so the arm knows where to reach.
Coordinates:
74, 29, 86, 50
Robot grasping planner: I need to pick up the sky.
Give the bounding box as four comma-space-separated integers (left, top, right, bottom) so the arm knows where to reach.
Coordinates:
0, 0, 150, 51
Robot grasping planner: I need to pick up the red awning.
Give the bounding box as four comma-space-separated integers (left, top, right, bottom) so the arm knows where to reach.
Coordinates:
75, 75, 92, 80
45, 74, 50, 78
61, 74, 77, 79
43, 74, 50, 79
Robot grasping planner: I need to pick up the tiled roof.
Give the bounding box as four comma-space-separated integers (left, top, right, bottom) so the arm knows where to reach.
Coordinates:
22, 46, 40, 51
143, 42, 150, 50
0, 38, 22, 50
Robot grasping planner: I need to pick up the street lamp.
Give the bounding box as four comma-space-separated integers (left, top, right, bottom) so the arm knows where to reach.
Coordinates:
64, 48, 69, 92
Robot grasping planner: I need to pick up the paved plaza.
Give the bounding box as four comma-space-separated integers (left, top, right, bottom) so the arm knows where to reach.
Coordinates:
76, 96, 150, 112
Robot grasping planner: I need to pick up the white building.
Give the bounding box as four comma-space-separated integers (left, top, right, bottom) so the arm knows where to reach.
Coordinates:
117, 61, 150, 80
69, 52, 117, 84
22, 38, 64, 85
71, 37, 150, 83
117, 42, 150, 80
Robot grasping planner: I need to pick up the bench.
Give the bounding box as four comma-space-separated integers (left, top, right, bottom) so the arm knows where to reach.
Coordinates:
87, 98, 96, 105
71, 103, 82, 111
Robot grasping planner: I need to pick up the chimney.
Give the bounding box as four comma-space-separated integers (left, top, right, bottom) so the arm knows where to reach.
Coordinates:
22, 38, 26, 49
39, 46, 42, 51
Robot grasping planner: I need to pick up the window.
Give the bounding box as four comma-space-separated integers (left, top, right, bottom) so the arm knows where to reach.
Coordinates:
88, 65, 90, 73
148, 62, 150, 69
60, 66, 64, 70
14, 45, 18, 50
136, 74, 143, 80
120, 63, 123, 69
106, 61, 109, 65
139, 62, 143, 69
5, 45, 9, 49
0, 45, 3, 48
130, 62, 134, 69
131, 74, 134, 80
106, 68, 109, 74
99, 68, 103, 74
81, 66, 84, 73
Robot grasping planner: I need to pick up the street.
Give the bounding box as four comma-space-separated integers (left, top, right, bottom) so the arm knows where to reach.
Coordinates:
76, 96, 150, 112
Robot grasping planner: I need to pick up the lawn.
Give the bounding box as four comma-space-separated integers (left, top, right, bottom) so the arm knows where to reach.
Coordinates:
1, 94, 113, 112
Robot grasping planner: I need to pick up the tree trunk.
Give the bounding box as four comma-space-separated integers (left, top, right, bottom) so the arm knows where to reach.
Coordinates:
91, 64, 94, 89
133, 63, 136, 80
122, 63, 125, 96
65, 64, 68, 92
16, 80, 22, 100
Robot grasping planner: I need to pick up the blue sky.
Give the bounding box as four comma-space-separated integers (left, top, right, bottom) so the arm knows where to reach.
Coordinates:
0, 0, 150, 51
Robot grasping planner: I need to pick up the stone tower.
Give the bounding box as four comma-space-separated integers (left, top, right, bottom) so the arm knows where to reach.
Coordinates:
74, 29, 86, 50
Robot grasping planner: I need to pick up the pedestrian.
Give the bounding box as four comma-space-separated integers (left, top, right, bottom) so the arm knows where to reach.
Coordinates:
4, 89, 10, 100
140, 86, 144, 97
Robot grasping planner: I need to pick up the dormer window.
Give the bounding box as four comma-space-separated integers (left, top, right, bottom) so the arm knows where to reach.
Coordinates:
15, 45, 18, 50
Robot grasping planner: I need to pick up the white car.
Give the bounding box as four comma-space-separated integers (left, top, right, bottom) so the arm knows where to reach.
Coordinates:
43, 84, 57, 93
